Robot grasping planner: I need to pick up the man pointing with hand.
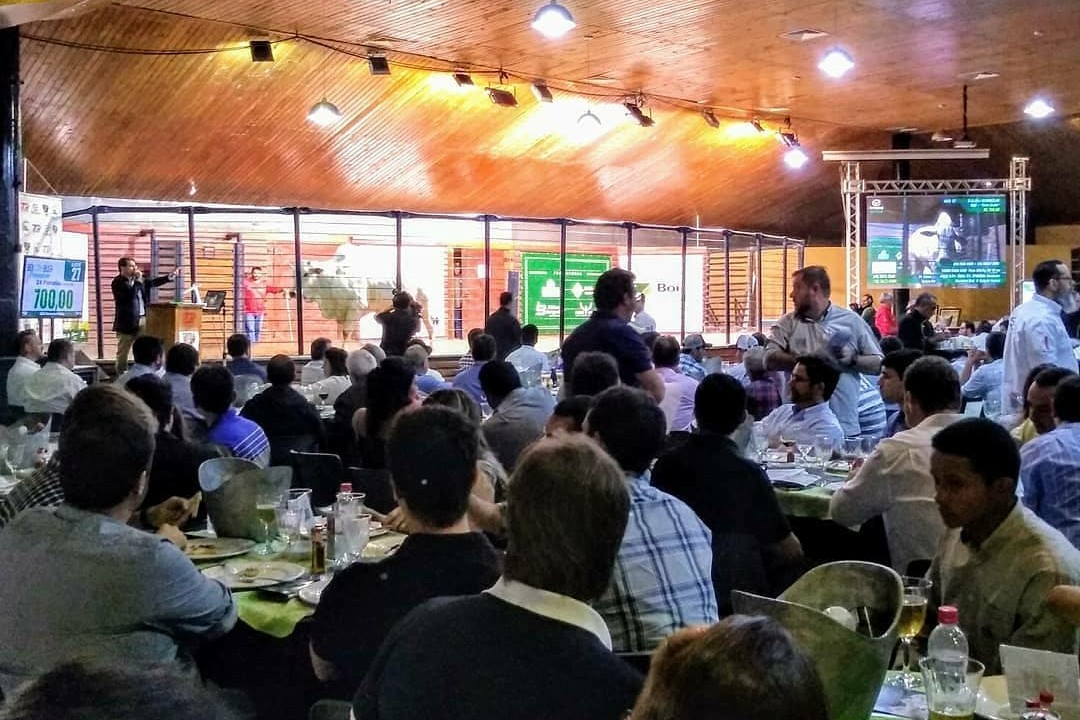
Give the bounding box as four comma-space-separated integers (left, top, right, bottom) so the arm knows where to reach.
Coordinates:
112, 257, 178, 373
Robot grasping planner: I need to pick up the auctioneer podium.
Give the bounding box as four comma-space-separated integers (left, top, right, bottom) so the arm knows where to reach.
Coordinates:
145, 302, 203, 352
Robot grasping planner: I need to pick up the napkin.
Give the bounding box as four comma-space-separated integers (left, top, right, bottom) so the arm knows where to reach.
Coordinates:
767, 468, 819, 488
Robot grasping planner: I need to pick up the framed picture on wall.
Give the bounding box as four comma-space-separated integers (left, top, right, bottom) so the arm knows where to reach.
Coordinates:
936, 307, 961, 328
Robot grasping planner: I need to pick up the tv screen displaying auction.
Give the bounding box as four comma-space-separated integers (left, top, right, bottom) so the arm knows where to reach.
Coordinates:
865, 194, 1007, 287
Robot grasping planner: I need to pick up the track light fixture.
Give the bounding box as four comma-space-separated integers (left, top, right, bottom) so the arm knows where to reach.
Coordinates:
702, 109, 720, 129
531, 81, 554, 103
750, 119, 765, 133
367, 54, 391, 75
453, 71, 474, 87
624, 100, 655, 127
778, 130, 799, 147
578, 109, 601, 127
249, 40, 274, 63
532, 1, 576, 39
307, 99, 342, 127
487, 87, 519, 107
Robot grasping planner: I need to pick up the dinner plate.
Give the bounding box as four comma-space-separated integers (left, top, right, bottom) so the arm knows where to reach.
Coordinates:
824, 460, 851, 476
297, 577, 331, 606
203, 560, 306, 589
184, 537, 256, 562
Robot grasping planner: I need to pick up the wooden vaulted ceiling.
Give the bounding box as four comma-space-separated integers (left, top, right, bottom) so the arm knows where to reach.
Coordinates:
14, 0, 1080, 238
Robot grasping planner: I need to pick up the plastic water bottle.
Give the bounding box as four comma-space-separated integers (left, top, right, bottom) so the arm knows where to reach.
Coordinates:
928, 605, 968, 689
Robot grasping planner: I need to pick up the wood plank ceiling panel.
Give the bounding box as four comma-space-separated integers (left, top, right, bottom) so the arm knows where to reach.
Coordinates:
16, 1, 1080, 237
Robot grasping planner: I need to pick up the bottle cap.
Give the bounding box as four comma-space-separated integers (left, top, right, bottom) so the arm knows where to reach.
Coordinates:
937, 605, 959, 624
339, 482, 353, 494
1040, 690, 1055, 705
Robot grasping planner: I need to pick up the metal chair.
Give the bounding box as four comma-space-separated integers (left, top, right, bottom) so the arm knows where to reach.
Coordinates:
348, 466, 396, 514
290, 450, 346, 508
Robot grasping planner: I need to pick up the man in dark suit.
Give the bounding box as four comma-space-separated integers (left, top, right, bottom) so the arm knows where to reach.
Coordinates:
111, 257, 176, 373
484, 291, 522, 361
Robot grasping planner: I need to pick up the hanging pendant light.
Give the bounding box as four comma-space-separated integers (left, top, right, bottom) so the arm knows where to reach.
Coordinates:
532, 1, 576, 38
307, 99, 342, 127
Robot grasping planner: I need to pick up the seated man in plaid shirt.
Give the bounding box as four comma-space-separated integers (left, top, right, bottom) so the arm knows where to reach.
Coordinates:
585, 386, 718, 652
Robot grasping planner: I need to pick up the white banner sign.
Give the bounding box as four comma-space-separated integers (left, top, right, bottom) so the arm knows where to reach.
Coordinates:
618, 252, 705, 334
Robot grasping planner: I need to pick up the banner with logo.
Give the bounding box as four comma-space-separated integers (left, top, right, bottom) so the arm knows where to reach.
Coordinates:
522, 252, 611, 333
620, 252, 705, 333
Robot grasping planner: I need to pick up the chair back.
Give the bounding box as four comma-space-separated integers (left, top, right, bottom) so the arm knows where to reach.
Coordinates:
711, 531, 770, 616
308, 699, 351, 720
268, 434, 320, 468
348, 466, 396, 514
290, 450, 345, 508
197, 457, 292, 540
733, 561, 902, 720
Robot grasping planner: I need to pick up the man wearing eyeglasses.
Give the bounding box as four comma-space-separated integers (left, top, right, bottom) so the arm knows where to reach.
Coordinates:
1002, 261, 1079, 416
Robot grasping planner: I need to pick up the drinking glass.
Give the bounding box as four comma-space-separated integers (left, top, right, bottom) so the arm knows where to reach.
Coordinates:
887, 576, 932, 689
841, 436, 863, 462
751, 422, 769, 463
275, 504, 301, 555
920, 657, 984, 720
317, 390, 330, 407
982, 392, 1002, 422
794, 435, 814, 467
813, 434, 835, 470
859, 434, 878, 457
341, 512, 372, 563
252, 487, 281, 556
285, 488, 314, 534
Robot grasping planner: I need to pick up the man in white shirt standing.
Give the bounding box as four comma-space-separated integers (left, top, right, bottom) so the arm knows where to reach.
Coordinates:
830, 356, 962, 574
630, 294, 657, 334
6, 329, 43, 410
766, 266, 883, 437
22, 339, 87, 415
1002, 260, 1078, 415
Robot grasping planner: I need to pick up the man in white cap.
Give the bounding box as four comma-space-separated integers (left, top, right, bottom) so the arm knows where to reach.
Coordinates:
724, 335, 758, 385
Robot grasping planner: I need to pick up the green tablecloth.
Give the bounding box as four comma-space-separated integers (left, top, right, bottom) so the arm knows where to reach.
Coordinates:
774, 485, 834, 520
198, 530, 407, 638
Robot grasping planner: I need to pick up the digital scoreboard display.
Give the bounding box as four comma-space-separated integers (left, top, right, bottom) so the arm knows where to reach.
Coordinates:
20, 255, 87, 318
865, 195, 1007, 288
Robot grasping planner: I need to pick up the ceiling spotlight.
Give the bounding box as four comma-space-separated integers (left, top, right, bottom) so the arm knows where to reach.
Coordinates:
702, 109, 720, 128
307, 99, 342, 127
487, 87, 519, 107
818, 48, 855, 78
750, 119, 765, 133
578, 109, 601, 127
187, 180, 197, 197
1024, 98, 1055, 118
532, 1, 576, 39
367, 54, 391, 76
624, 102, 655, 127
249, 39, 274, 63
784, 146, 810, 168
453, 71, 474, 87
531, 82, 554, 103
778, 130, 798, 147
931, 129, 954, 142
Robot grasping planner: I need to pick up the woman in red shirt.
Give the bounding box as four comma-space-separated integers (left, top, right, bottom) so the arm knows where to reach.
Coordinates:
874, 291, 897, 337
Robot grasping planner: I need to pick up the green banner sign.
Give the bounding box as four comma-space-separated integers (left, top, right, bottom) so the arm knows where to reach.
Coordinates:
522, 252, 612, 333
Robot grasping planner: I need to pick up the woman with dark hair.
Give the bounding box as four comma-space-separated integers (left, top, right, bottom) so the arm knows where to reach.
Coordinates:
309, 347, 351, 405
352, 357, 419, 469
630, 615, 828, 720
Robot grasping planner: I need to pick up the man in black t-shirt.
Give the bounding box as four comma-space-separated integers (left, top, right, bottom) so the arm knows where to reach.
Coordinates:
309, 405, 500, 697
560, 268, 664, 402
898, 293, 949, 352
375, 291, 420, 357
652, 374, 804, 613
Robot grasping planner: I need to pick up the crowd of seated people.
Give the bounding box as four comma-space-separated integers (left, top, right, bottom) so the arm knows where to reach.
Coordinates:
2, 260, 1080, 720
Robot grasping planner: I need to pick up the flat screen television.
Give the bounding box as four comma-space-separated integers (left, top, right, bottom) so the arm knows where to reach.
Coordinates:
865, 194, 1007, 287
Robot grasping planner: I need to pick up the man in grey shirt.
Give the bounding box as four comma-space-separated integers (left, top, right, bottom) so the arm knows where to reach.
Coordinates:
766, 266, 883, 437
480, 361, 554, 473
0, 385, 236, 694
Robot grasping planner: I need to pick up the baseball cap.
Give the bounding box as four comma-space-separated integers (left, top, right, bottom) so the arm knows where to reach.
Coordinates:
734, 334, 758, 351
682, 333, 712, 350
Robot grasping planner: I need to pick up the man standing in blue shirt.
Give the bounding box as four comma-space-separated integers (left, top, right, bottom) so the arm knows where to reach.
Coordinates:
560, 269, 664, 403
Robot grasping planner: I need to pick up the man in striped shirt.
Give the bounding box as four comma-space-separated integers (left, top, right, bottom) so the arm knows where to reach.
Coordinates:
191, 365, 270, 467
586, 386, 717, 652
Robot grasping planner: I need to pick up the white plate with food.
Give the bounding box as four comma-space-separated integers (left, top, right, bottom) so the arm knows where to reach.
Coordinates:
824, 460, 852, 476
297, 577, 332, 606
184, 537, 256, 561
202, 560, 306, 589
